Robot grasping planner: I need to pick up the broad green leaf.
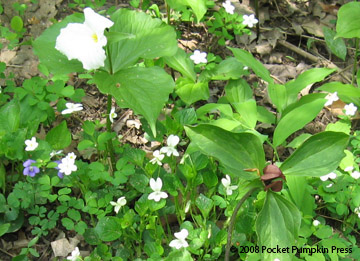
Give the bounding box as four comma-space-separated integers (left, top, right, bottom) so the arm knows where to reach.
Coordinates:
167, 0, 207, 22
165, 249, 193, 261
199, 57, 245, 81
95, 216, 122, 241
175, 78, 209, 105
0, 223, 10, 237
105, 31, 136, 44
185, 124, 265, 179
281, 131, 348, 177
33, 13, 84, 74
256, 191, 301, 261
108, 9, 177, 72
273, 94, 326, 146
318, 82, 360, 107
335, 2, 360, 39
268, 84, 287, 112
323, 27, 346, 61
164, 48, 196, 81
232, 99, 257, 129
195, 194, 213, 219
285, 68, 335, 104
0, 99, 20, 133
196, 103, 234, 119
46, 121, 72, 150
225, 79, 253, 103
229, 47, 273, 83
10, 16, 23, 32
93, 67, 174, 136
286, 133, 312, 149
257, 106, 276, 124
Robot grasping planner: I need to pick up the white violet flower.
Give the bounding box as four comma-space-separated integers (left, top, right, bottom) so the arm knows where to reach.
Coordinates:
222, 0, 235, 15
58, 156, 77, 175
320, 172, 337, 181
55, 7, 114, 70
190, 50, 207, 64
110, 196, 127, 213
344, 103, 357, 116
312, 220, 320, 227
324, 92, 339, 107
344, 166, 354, 172
169, 229, 189, 249
25, 137, 39, 151
61, 103, 83, 115
67, 247, 81, 261
149, 150, 165, 166
351, 171, 360, 180
221, 175, 238, 195
109, 106, 117, 123
160, 134, 180, 157
242, 14, 258, 28
148, 177, 168, 202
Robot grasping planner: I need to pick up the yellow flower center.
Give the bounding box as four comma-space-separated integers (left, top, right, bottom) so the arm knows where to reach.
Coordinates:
92, 33, 98, 43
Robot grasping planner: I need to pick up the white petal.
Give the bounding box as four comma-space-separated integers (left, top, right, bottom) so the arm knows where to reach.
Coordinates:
169, 239, 182, 249
154, 178, 163, 191
84, 8, 114, 36
351, 171, 360, 179
167, 135, 180, 147
149, 178, 157, 191
328, 172, 337, 179
175, 229, 188, 240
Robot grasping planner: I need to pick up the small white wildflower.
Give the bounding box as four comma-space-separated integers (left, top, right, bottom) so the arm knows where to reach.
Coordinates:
110, 196, 126, 214
320, 172, 337, 181
148, 177, 168, 202
221, 175, 238, 195
65, 152, 77, 161
351, 171, 360, 180
344, 103, 357, 116
190, 50, 207, 64
313, 220, 320, 227
149, 150, 165, 166
109, 106, 117, 123
67, 247, 81, 261
222, 0, 235, 15
169, 229, 189, 249
324, 92, 339, 107
344, 166, 354, 172
242, 14, 258, 28
160, 134, 180, 157
25, 137, 39, 151
58, 157, 77, 175
354, 207, 360, 214
61, 102, 83, 114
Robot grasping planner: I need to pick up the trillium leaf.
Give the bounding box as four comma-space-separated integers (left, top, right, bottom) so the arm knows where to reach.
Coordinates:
33, 13, 84, 75
335, 2, 360, 39
184, 124, 265, 180
199, 57, 246, 82
175, 78, 209, 105
164, 48, 196, 82
256, 191, 301, 261
108, 9, 177, 73
93, 67, 174, 136
323, 27, 347, 61
281, 131, 348, 177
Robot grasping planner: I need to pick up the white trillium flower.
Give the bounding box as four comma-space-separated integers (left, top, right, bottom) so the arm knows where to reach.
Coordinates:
58, 156, 77, 175
110, 196, 127, 213
148, 177, 168, 202
109, 106, 117, 123
344, 166, 354, 172
344, 103, 357, 116
313, 220, 320, 227
190, 50, 207, 64
169, 229, 189, 249
160, 134, 180, 157
221, 175, 238, 195
56, 8, 114, 70
320, 172, 337, 181
324, 92, 339, 107
242, 14, 258, 28
25, 137, 39, 151
351, 171, 360, 180
67, 247, 81, 261
61, 103, 83, 115
149, 150, 165, 166
222, 1, 235, 14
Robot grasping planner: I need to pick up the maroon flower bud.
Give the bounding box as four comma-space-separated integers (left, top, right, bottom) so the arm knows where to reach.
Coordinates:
261, 164, 286, 192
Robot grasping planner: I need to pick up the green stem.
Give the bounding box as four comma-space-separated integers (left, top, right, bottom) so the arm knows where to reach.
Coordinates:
352, 38, 359, 86
165, 0, 171, 25
106, 94, 116, 173
224, 187, 258, 261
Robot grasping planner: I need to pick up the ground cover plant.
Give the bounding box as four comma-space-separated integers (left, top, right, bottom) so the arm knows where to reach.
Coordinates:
1, 0, 360, 260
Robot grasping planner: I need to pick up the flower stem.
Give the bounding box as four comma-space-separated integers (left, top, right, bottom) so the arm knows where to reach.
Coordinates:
106, 94, 116, 173
224, 187, 259, 261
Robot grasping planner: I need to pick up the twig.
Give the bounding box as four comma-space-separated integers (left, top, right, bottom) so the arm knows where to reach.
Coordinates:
225, 187, 259, 261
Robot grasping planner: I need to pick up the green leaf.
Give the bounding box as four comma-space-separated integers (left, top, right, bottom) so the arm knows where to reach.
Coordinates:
93, 67, 174, 136
95, 216, 122, 241
164, 48, 196, 81
105, 31, 136, 44
281, 131, 348, 177
184, 0, 207, 22
185, 124, 265, 180
46, 121, 72, 150
232, 100, 258, 129
314, 226, 332, 239
0, 99, 20, 133
195, 194, 213, 219
0, 223, 10, 237
108, 9, 177, 72
229, 47, 273, 83
273, 94, 326, 147
165, 249, 193, 261
256, 191, 301, 261
199, 57, 246, 81
225, 79, 253, 103
335, 2, 360, 39
10, 16, 23, 32
33, 13, 84, 74
323, 27, 346, 61
78, 140, 94, 151
318, 82, 360, 107
61, 217, 74, 230
67, 209, 81, 222
268, 84, 287, 112
175, 78, 209, 105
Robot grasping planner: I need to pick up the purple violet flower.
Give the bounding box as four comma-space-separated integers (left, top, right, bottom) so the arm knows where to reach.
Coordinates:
54, 160, 64, 179
23, 159, 40, 177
